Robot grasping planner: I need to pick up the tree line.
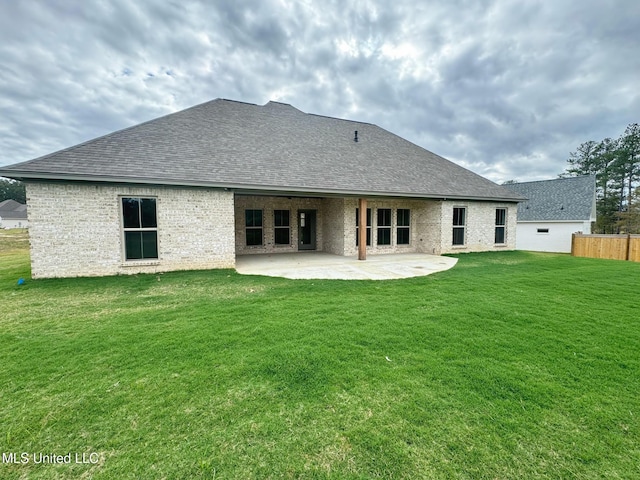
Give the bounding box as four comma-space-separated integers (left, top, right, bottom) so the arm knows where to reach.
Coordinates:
0, 178, 26, 204
562, 123, 640, 234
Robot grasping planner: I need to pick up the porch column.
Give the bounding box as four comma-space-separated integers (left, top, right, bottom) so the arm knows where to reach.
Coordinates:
358, 198, 367, 260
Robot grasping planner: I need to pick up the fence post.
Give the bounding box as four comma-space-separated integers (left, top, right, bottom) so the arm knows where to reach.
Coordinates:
571, 233, 576, 257
626, 233, 632, 261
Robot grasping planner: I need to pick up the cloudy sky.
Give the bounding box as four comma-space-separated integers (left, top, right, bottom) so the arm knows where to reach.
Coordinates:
1, 0, 638, 183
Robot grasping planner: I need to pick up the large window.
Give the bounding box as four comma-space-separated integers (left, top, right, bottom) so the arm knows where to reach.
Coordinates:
377, 208, 392, 245
122, 197, 158, 260
452, 207, 466, 246
355, 208, 372, 246
274, 210, 290, 245
495, 208, 506, 244
245, 209, 263, 246
397, 209, 410, 245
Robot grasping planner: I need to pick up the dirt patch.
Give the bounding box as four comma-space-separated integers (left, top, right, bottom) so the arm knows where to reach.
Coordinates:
0, 229, 29, 253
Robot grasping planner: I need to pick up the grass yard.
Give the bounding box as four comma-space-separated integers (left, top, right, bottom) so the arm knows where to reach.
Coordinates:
1, 230, 639, 479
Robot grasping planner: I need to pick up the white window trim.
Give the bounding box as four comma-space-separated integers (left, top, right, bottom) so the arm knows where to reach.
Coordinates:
376, 208, 392, 247
452, 206, 467, 247
245, 209, 264, 247
120, 196, 159, 263
274, 209, 291, 246
356, 208, 372, 247
495, 208, 507, 245
396, 208, 411, 246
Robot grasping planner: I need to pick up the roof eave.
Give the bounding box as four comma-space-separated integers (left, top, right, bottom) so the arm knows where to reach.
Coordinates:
1, 170, 522, 203
517, 219, 593, 223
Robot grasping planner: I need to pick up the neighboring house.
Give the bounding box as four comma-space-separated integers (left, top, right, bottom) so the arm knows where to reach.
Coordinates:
0, 99, 523, 279
503, 176, 596, 253
0, 199, 28, 229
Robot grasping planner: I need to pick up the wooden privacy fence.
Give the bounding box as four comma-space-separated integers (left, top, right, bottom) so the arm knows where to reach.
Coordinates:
572, 233, 640, 262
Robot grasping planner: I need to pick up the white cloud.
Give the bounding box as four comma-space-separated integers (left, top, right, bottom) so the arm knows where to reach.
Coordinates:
0, 0, 638, 184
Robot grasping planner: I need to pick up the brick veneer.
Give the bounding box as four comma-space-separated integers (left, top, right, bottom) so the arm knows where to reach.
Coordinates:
25, 184, 517, 278
26, 182, 235, 278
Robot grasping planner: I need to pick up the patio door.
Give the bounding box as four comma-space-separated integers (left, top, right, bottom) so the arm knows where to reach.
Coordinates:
298, 210, 317, 250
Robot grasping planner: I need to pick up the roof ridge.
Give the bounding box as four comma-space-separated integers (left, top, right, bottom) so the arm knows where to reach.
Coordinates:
0, 98, 525, 202
0, 198, 24, 210
222, 98, 258, 106
511, 175, 595, 186
307, 112, 375, 126
261, 100, 376, 126
264, 100, 293, 107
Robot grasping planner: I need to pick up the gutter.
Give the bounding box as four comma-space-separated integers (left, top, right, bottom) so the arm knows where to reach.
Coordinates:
0, 170, 526, 203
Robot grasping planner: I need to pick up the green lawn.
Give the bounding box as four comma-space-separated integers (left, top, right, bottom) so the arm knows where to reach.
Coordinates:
1, 230, 639, 479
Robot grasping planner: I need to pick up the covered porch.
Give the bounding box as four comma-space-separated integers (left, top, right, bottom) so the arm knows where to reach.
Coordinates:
234, 194, 445, 258
235, 251, 457, 280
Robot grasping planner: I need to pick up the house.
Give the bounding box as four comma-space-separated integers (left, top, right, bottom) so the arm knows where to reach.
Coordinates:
503, 176, 596, 253
0, 99, 523, 279
0, 199, 28, 229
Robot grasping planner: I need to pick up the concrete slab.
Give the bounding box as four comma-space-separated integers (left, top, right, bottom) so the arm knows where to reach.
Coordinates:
235, 252, 458, 280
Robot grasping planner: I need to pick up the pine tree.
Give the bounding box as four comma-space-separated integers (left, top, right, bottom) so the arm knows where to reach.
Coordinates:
564, 124, 640, 233
617, 188, 640, 234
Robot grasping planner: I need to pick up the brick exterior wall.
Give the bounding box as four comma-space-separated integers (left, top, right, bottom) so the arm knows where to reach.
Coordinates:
439, 201, 517, 254
25, 182, 235, 278
25, 184, 517, 278
321, 198, 348, 255
234, 195, 325, 254
234, 195, 517, 258
234, 196, 447, 256
341, 198, 443, 256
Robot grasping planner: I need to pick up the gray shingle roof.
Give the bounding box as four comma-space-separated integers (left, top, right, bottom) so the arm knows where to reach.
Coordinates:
0, 99, 523, 202
503, 176, 596, 222
0, 199, 27, 219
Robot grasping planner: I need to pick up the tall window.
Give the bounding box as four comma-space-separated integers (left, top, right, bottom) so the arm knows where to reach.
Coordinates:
452, 207, 466, 246
122, 197, 158, 260
355, 208, 372, 246
495, 208, 506, 244
245, 209, 263, 246
397, 209, 410, 245
274, 210, 290, 245
377, 208, 392, 245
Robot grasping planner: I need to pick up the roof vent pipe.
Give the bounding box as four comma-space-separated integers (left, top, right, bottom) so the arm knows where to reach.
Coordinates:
354, 130, 358, 142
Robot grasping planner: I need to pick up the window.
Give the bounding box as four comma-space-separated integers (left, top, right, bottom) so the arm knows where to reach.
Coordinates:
452, 207, 466, 246
377, 208, 392, 245
537, 228, 549, 234
397, 209, 411, 245
495, 208, 506, 244
274, 210, 290, 245
355, 208, 372, 246
245, 209, 263, 246
122, 197, 158, 260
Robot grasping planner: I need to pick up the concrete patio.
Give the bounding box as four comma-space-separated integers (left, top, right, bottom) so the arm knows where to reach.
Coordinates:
235, 252, 458, 280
